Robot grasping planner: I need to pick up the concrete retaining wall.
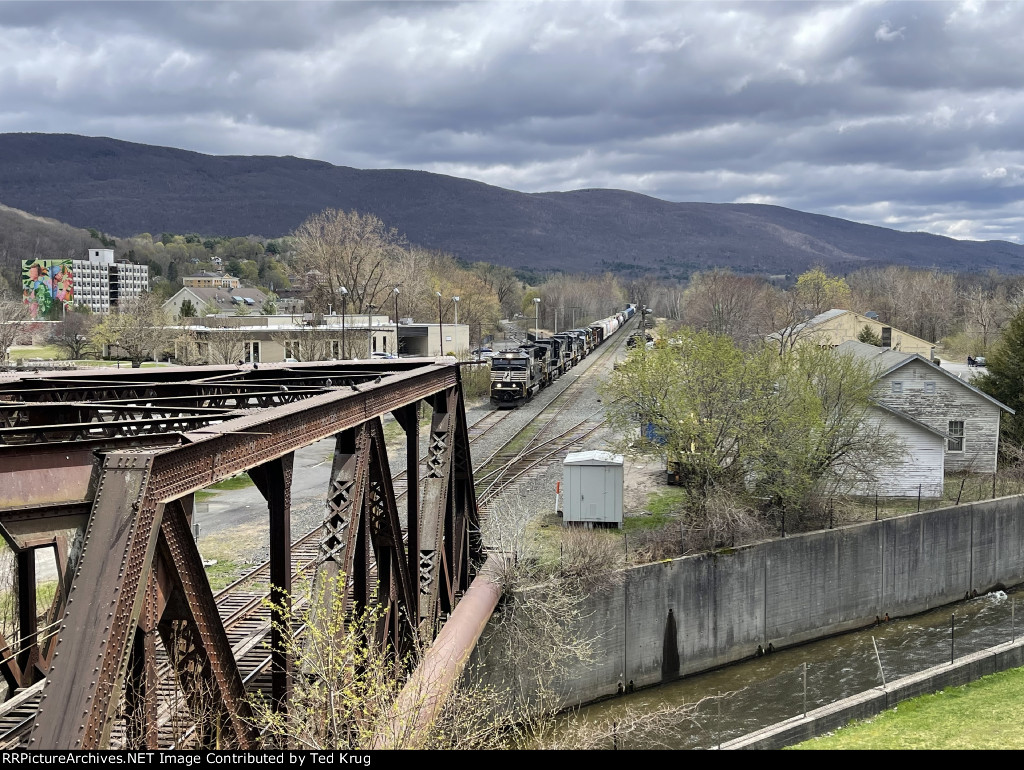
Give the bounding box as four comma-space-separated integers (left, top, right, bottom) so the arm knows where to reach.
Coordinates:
475, 495, 1024, 708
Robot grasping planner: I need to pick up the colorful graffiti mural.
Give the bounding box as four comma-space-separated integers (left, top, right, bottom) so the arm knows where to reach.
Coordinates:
22, 260, 74, 319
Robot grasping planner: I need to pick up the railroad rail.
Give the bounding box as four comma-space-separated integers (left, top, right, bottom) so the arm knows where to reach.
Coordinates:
0, 359, 482, 749
0, 322, 633, 749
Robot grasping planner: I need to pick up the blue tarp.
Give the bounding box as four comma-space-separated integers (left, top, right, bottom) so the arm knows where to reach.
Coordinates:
644, 421, 667, 445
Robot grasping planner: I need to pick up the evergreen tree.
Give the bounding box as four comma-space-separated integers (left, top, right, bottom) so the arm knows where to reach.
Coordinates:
976, 308, 1024, 448
857, 325, 882, 346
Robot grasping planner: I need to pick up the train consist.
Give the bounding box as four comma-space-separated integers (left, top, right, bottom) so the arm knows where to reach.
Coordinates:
489, 305, 635, 408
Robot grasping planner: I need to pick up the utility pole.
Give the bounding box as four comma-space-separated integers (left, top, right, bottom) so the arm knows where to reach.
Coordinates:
640, 303, 647, 353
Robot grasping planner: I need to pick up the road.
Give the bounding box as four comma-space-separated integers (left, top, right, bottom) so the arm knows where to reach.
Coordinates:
192, 436, 337, 538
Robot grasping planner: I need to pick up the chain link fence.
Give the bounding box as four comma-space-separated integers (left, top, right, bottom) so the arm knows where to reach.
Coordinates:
833, 471, 1024, 529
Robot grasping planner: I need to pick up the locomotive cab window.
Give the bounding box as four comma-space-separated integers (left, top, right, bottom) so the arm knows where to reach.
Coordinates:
491, 359, 527, 369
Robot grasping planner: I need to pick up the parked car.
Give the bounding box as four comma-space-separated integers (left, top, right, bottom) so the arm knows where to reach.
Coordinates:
371, 352, 397, 359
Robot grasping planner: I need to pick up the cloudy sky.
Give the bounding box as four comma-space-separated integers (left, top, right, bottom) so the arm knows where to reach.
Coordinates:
2, 1, 1023, 242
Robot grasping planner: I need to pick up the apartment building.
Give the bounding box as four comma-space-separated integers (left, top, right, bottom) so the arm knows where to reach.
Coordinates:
22, 248, 150, 316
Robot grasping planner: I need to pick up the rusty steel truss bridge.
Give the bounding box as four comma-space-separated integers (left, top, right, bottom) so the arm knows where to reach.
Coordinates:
0, 359, 484, 749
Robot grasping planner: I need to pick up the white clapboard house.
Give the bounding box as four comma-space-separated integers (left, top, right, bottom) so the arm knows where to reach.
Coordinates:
837, 341, 1013, 498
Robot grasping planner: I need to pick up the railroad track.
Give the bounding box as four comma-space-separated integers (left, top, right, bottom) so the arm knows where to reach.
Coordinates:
476, 414, 607, 508
0, 318, 635, 748
150, 319, 634, 745
473, 317, 636, 508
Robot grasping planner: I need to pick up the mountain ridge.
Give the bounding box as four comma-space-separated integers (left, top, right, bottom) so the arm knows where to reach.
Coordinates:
1, 132, 1022, 276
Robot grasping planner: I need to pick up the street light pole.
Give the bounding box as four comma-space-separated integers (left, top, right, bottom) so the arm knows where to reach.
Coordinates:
393, 286, 400, 357
435, 291, 444, 356
340, 286, 348, 359
452, 296, 460, 357
366, 303, 377, 356
533, 297, 541, 340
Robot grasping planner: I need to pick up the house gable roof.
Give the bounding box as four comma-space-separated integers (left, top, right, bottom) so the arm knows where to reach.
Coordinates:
768, 308, 849, 340
771, 308, 937, 347
870, 401, 949, 439
163, 286, 268, 313
837, 340, 1015, 415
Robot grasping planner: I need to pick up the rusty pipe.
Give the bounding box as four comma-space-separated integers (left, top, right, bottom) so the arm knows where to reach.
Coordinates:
373, 555, 503, 749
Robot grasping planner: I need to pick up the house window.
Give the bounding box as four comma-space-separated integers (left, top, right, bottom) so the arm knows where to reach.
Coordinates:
331, 340, 341, 359
881, 327, 892, 347
891, 381, 903, 395
284, 340, 299, 360
245, 341, 261, 364
948, 420, 964, 452
924, 381, 935, 395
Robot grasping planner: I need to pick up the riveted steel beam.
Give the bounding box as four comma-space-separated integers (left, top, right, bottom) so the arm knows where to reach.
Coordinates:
418, 388, 457, 633
312, 426, 371, 629
365, 418, 417, 653
155, 499, 253, 748
248, 454, 294, 712
148, 365, 457, 503
393, 403, 420, 589
16, 549, 38, 686
28, 452, 160, 749
15, 360, 474, 748
452, 380, 484, 589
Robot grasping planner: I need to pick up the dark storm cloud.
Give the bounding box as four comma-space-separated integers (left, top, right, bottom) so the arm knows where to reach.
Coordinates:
1, 1, 1023, 242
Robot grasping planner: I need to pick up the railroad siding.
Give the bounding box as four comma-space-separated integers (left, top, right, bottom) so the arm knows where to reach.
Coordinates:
478, 495, 1024, 709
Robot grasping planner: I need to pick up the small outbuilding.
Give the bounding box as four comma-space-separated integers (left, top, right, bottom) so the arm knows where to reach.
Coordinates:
562, 450, 624, 528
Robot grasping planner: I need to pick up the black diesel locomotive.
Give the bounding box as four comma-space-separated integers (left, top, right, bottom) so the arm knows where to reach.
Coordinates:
489, 305, 634, 408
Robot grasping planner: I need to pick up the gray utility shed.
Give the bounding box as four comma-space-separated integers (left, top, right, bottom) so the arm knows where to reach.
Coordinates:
562, 451, 624, 527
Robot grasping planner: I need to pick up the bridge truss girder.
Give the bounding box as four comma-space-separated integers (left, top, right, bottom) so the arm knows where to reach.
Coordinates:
0, 360, 483, 749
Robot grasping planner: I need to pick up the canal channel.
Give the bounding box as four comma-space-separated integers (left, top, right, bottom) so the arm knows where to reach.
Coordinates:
560, 584, 1024, 749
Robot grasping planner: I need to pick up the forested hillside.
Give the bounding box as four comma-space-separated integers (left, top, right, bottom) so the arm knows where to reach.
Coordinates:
2, 133, 1023, 277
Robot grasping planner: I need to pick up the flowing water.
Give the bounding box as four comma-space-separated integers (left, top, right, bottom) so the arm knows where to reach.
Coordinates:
559, 586, 1024, 749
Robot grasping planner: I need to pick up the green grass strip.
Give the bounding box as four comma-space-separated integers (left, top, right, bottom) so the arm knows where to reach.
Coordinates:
792, 666, 1024, 750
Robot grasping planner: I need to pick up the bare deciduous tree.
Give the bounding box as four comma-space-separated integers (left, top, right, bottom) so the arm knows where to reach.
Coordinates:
91, 294, 172, 367
293, 209, 405, 315
962, 284, 1010, 352
205, 328, 247, 365
49, 310, 96, 359
0, 291, 30, 363
683, 269, 769, 344
473, 262, 523, 319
